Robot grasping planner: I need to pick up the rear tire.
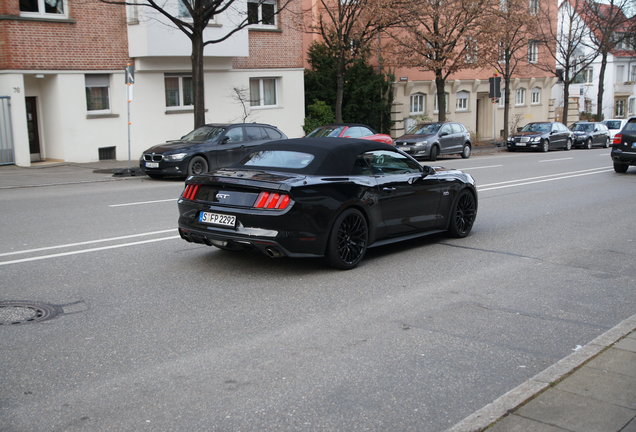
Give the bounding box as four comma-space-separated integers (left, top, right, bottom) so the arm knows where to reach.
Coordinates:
614, 162, 629, 173
188, 156, 208, 176
585, 138, 592, 149
448, 190, 477, 238
564, 138, 572, 151
429, 145, 439, 161
461, 144, 471, 159
603, 138, 610, 148
326, 208, 368, 270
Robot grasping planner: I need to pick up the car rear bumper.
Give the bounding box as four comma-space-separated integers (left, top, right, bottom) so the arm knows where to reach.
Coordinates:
611, 148, 636, 165
177, 201, 327, 258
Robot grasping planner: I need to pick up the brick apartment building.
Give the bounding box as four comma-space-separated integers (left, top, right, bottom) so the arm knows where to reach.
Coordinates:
0, 0, 305, 167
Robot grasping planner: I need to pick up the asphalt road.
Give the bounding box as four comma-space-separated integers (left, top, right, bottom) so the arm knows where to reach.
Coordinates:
1, 148, 634, 431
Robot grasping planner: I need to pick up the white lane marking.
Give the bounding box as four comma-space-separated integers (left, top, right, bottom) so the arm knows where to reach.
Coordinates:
109, 198, 177, 207
455, 164, 503, 170
539, 157, 574, 163
478, 167, 610, 188
478, 169, 612, 191
0, 229, 177, 257
0, 236, 180, 266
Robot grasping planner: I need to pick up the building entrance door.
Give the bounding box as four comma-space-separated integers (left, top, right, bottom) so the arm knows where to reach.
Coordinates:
25, 97, 41, 162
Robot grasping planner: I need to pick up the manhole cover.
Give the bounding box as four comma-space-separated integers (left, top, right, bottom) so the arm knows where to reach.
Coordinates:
0, 301, 60, 325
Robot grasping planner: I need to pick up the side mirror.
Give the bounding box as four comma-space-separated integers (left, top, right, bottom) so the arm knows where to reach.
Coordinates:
440, 131, 449, 137
221, 136, 230, 144
517, 127, 522, 132
551, 130, 557, 134
422, 165, 434, 176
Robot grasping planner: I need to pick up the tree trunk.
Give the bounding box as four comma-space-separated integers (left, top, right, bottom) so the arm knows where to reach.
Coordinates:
562, 82, 570, 126
335, 56, 345, 123
191, 31, 206, 129
596, 51, 608, 120
435, 73, 445, 122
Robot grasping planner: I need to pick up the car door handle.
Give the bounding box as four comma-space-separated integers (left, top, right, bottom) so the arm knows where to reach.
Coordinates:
383, 187, 396, 192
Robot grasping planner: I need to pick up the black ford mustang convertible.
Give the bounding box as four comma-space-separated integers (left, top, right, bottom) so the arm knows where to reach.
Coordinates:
178, 138, 477, 269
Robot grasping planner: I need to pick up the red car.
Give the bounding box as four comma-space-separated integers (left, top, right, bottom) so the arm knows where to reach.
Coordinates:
306, 124, 393, 145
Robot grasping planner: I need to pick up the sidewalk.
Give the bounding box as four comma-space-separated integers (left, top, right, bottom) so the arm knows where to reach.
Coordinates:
0, 160, 147, 189
449, 314, 636, 432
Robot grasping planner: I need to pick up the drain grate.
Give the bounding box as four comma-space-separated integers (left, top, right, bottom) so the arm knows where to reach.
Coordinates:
0, 301, 60, 325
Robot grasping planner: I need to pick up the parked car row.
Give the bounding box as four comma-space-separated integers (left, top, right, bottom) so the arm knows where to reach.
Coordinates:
506, 120, 613, 152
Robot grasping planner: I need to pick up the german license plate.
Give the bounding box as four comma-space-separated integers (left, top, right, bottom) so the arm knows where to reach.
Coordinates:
145, 162, 159, 168
516, 143, 526, 146
199, 212, 236, 227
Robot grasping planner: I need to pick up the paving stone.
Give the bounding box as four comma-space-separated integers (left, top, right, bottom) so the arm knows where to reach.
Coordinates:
586, 348, 636, 379
615, 337, 636, 353
556, 366, 636, 410
516, 389, 635, 432
488, 414, 568, 431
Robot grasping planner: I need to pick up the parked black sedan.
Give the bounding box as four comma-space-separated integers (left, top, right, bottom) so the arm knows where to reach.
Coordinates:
611, 116, 636, 173
178, 138, 478, 269
507, 122, 573, 152
140, 123, 287, 178
394, 121, 472, 160
570, 121, 610, 149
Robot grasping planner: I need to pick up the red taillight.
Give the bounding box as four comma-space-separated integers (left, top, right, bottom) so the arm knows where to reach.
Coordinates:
612, 134, 622, 145
182, 184, 200, 201
253, 191, 291, 210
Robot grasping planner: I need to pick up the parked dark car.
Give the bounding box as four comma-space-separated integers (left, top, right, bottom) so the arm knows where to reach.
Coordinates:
611, 116, 636, 173
507, 122, 573, 152
139, 123, 287, 178
570, 121, 610, 149
394, 122, 472, 160
178, 138, 477, 269
306, 124, 393, 145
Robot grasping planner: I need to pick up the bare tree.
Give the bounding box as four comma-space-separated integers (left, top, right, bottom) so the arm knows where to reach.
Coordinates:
581, 0, 636, 119
480, 0, 538, 140
386, 0, 495, 121
534, 0, 598, 124
101, 0, 290, 129
305, 0, 399, 123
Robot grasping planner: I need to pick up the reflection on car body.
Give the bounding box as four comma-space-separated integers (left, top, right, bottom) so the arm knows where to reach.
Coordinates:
178, 138, 477, 269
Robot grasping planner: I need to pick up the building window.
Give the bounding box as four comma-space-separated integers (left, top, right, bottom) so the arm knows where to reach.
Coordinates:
434, 92, 449, 113
20, 0, 67, 17
531, 87, 541, 104
85, 74, 111, 112
630, 65, 636, 83
529, 0, 538, 14
250, 77, 278, 107
616, 65, 625, 83
465, 37, 478, 63
165, 74, 193, 107
410, 93, 425, 115
615, 99, 625, 117
628, 97, 635, 115
177, 0, 192, 18
528, 41, 538, 63
456, 91, 469, 111
515, 88, 526, 105
248, 0, 277, 27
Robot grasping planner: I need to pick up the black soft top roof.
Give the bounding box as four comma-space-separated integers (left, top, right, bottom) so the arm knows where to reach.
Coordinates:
236, 137, 397, 176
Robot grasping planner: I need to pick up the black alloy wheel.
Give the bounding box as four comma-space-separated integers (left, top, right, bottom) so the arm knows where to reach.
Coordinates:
614, 162, 629, 173
564, 139, 572, 151
448, 190, 477, 238
541, 139, 549, 152
461, 144, 471, 159
188, 156, 208, 176
326, 208, 368, 269
430, 145, 439, 161
586, 138, 593, 149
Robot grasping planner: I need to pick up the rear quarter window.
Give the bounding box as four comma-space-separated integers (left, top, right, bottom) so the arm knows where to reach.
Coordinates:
242, 150, 314, 169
